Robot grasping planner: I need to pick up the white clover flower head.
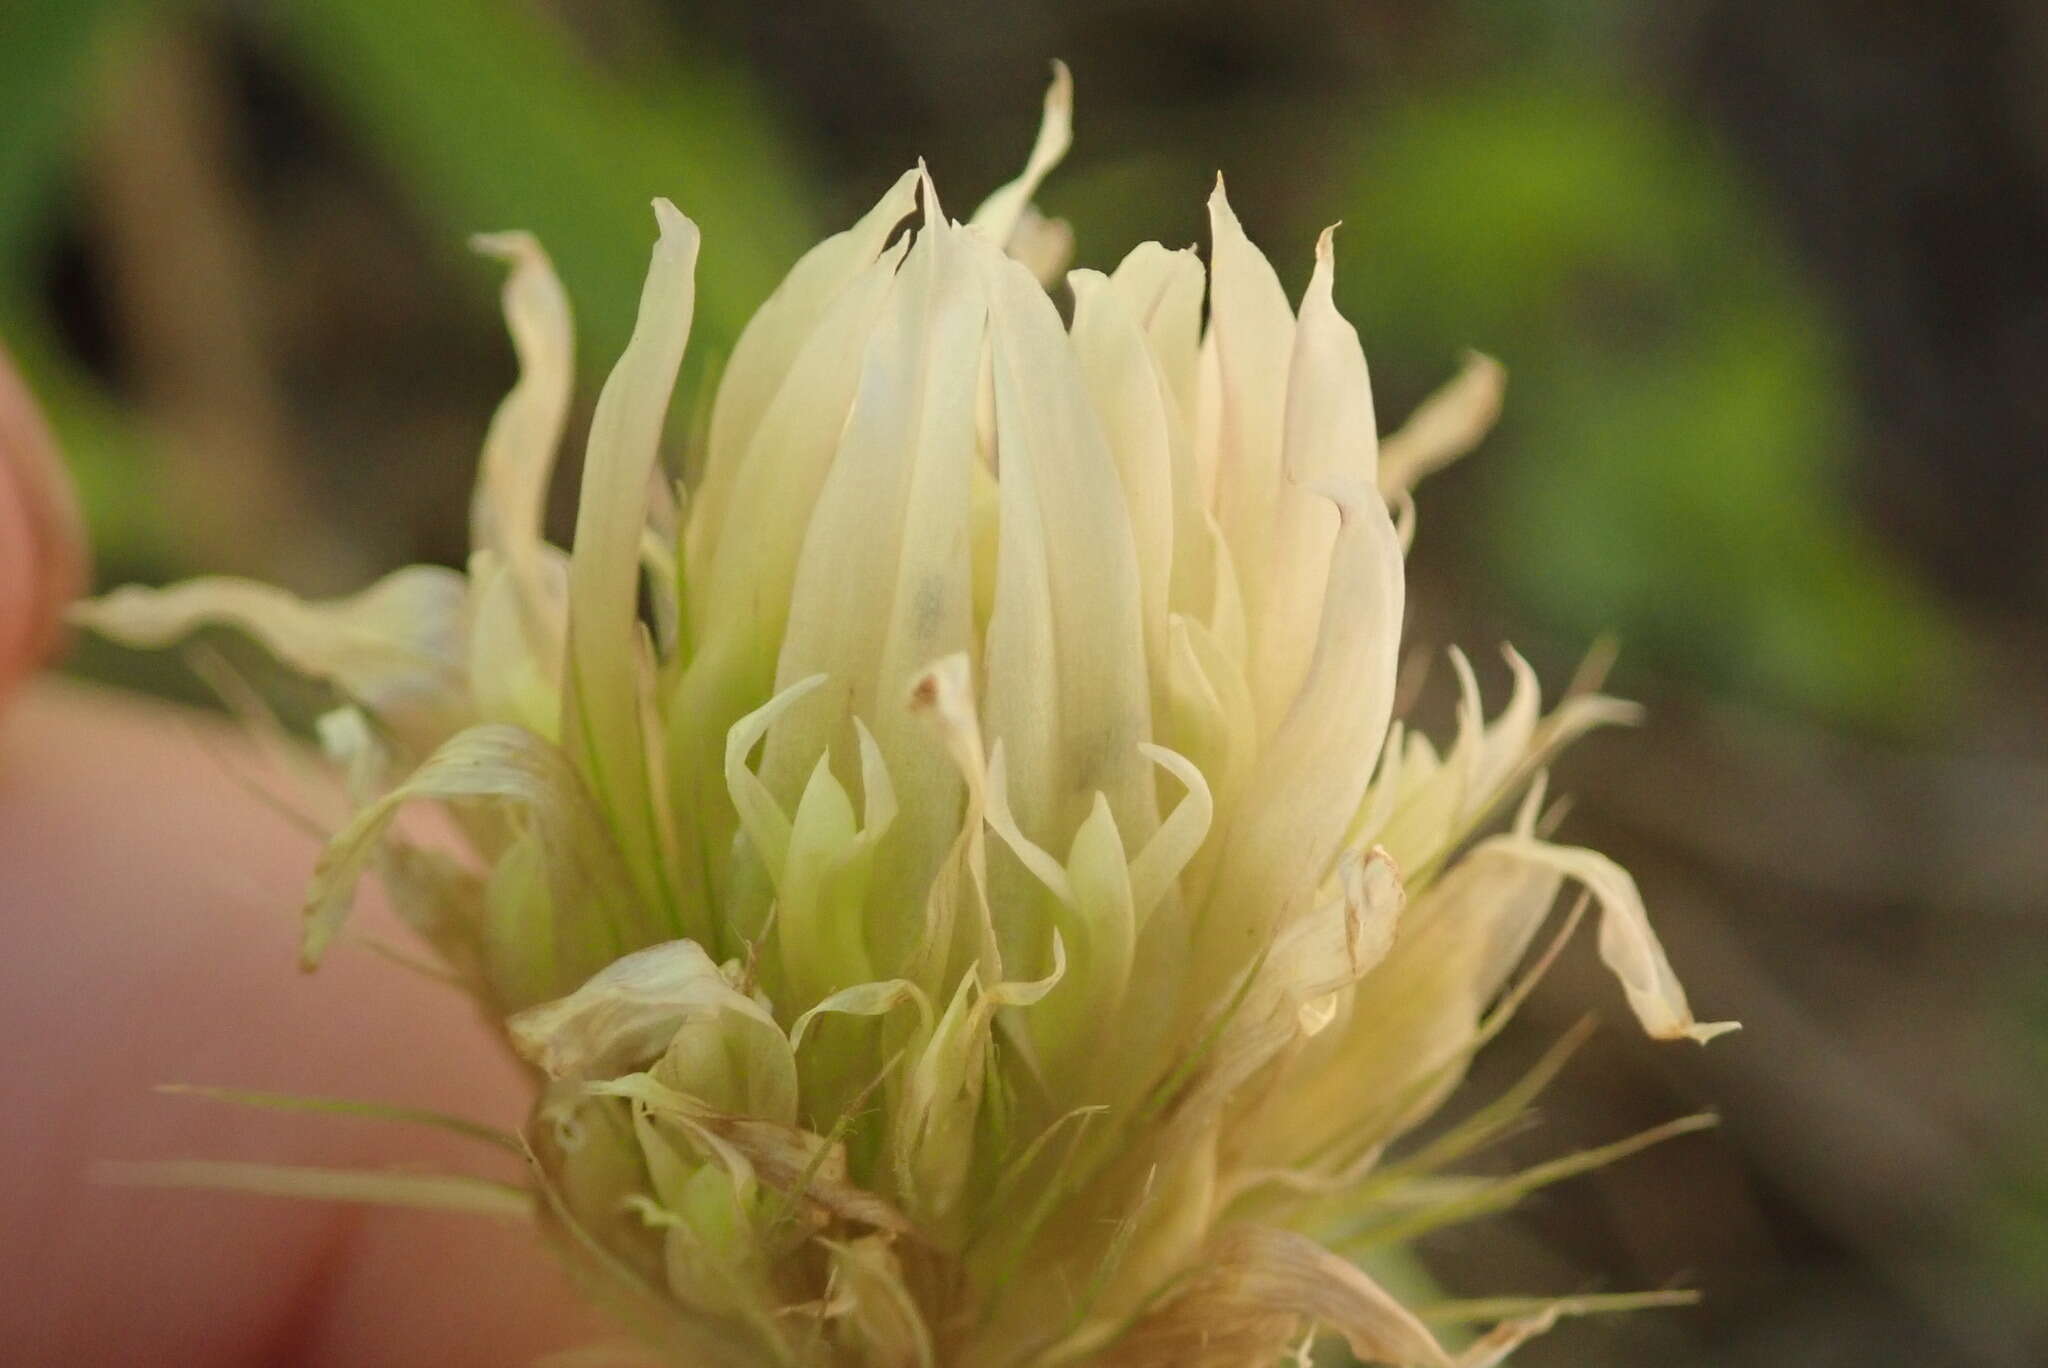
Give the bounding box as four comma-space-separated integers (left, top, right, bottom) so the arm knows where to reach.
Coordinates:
80, 65, 1734, 1368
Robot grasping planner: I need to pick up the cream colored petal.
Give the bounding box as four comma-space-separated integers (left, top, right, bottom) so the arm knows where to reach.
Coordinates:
892, 972, 986, 1221
466, 545, 567, 737
1160, 610, 1255, 824
1371, 648, 1484, 872
1126, 743, 1214, 922
691, 167, 921, 576
983, 741, 1076, 906
904, 653, 999, 990
593, 1072, 914, 1239
1482, 834, 1738, 1043
1467, 645, 1541, 810
74, 565, 467, 748
722, 672, 830, 887
510, 939, 744, 1082
1250, 226, 1379, 727
968, 61, 1073, 252
1350, 721, 1406, 856
778, 753, 867, 989
1286, 847, 1405, 1011
788, 978, 933, 1054
775, 719, 899, 1006
1108, 241, 1205, 421
1377, 352, 1505, 499
1202, 179, 1296, 674
649, 971, 801, 1126
979, 241, 1157, 858
1006, 206, 1076, 289
761, 208, 987, 965
562, 199, 698, 912
1019, 791, 1137, 1087
1269, 846, 1566, 1165
1200, 509, 1249, 668
1069, 267, 1176, 694
1156, 851, 1402, 1180
1216, 849, 1404, 1102
1198, 480, 1403, 982
468, 230, 573, 556
686, 232, 912, 648
1059, 794, 1137, 1023
664, 233, 912, 951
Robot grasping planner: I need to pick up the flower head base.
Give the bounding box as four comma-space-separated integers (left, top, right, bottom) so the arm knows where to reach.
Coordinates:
80, 67, 1733, 1368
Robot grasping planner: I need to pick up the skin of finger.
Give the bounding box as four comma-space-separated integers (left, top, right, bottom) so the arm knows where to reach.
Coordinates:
0, 681, 602, 1365
0, 345, 87, 701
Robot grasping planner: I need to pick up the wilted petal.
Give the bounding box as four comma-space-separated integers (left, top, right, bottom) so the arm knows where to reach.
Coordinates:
789, 978, 933, 1054
1481, 834, 1738, 1043
301, 723, 646, 1006
74, 565, 467, 748
969, 61, 1073, 252
827, 1235, 937, 1368
1104, 1225, 1449, 1368
511, 939, 742, 1082
468, 231, 574, 557
1378, 352, 1506, 499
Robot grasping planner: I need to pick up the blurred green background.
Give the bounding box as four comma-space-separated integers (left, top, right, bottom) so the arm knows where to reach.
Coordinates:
7, 1, 2046, 1364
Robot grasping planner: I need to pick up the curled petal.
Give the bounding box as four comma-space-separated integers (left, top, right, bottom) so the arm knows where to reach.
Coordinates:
511, 940, 744, 1082
969, 61, 1073, 251
468, 230, 573, 557
1127, 743, 1213, 921
905, 653, 998, 989
1377, 352, 1506, 499
984, 740, 1075, 907
301, 723, 645, 1002
1481, 834, 1738, 1043
789, 978, 933, 1055
74, 565, 467, 749
723, 673, 830, 886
